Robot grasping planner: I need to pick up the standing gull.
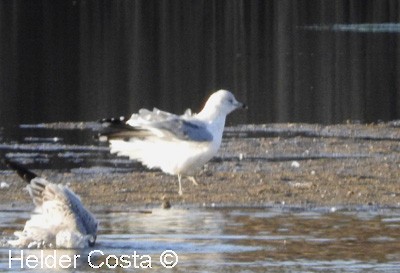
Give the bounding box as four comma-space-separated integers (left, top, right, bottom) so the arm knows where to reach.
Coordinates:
5, 160, 98, 249
100, 90, 246, 195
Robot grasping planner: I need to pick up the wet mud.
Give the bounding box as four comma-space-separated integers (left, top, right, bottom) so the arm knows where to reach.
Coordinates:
1, 122, 400, 209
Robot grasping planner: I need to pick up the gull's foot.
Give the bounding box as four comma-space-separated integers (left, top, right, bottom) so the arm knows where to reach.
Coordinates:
188, 176, 199, 186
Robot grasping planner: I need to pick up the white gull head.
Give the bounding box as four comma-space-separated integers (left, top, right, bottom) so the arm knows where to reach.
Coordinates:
197, 90, 246, 121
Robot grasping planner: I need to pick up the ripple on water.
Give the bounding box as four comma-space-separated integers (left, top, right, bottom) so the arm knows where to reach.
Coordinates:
1, 207, 400, 272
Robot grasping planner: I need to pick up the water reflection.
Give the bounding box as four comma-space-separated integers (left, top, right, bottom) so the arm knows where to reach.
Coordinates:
1, 207, 400, 272
2, 122, 393, 173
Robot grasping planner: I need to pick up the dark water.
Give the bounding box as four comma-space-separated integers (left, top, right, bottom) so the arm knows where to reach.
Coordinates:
1, 1, 400, 125
1, 207, 400, 272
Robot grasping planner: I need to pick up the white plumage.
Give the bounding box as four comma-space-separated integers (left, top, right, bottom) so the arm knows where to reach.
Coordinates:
6, 161, 98, 249
100, 90, 246, 195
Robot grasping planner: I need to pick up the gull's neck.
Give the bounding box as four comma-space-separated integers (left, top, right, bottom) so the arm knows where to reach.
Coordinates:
196, 107, 227, 140
196, 103, 227, 122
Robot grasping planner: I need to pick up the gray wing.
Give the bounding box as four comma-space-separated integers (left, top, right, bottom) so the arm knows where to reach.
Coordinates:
63, 188, 98, 242
46, 183, 98, 246
29, 179, 98, 235
101, 108, 213, 142
159, 119, 213, 142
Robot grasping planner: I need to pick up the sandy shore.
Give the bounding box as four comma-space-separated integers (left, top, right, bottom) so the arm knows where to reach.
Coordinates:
1, 122, 400, 209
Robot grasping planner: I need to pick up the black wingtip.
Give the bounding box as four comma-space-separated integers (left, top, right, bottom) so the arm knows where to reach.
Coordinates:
3, 159, 38, 183
97, 116, 141, 141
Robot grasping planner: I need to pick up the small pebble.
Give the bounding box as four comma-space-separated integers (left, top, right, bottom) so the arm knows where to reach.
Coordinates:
291, 161, 300, 168
346, 190, 354, 197
162, 199, 171, 209
161, 195, 171, 209
0, 182, 9, 189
